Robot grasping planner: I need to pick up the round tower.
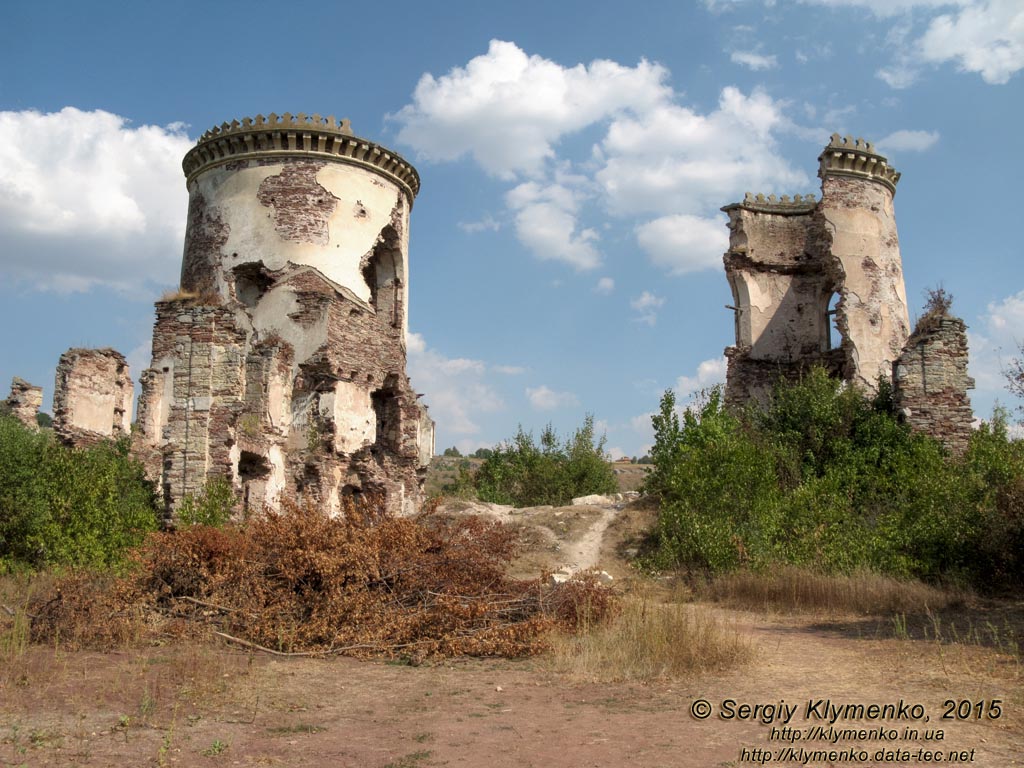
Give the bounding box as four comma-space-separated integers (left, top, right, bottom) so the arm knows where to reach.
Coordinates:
135, 114, 432, 520
816, 134, 910, 390
180, 113, 420, 336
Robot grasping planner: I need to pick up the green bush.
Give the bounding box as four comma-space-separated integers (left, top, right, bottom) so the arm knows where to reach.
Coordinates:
0, 415, 158, 571
177, 476, 237, 527
647, 370, 1024, 591
472, 415, 617, 507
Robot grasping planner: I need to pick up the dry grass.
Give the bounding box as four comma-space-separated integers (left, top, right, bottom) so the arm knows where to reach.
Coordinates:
548, 588, 751, 681
703, 566, 965, 616
158, 288, 220, 305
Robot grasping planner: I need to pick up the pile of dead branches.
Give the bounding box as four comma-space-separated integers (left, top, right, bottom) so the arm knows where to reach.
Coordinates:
30, 498, 615, 659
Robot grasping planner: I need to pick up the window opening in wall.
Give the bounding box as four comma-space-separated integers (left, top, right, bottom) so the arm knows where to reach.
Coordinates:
371, 379, 401, 452
826, 293, 842, 350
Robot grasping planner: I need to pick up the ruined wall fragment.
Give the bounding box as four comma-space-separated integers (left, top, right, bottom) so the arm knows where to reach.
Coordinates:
4, 377, 43, 429
723, 136, 909, 406
52, 348, 133, 446
893, 317, 975, 455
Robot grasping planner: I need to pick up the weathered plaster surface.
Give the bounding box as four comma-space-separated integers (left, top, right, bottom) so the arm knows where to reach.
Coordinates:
135, 116, 432, 521
5, 377, 43, 429
721, 136, 972, 452
52, 348, 133, 446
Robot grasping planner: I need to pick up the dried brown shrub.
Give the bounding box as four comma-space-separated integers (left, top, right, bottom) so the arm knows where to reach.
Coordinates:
30, 497, 615, 659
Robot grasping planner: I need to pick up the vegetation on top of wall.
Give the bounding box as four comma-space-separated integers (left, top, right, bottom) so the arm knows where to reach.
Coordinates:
466, 415, 618, 507
0, 414, 159, 572
646, 369, 1024, 592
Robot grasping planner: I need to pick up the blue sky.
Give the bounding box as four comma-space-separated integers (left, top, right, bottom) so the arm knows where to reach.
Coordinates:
1, 0, 1022, 457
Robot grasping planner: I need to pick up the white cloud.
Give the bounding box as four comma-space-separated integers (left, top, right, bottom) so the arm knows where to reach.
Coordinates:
631, 291, 666, 326
493, 364, 526, 375
969, 290, 1024, 399
0, 107, 193, 293
458, 214, 501, 233
596, 88, 808, 217
595, 276, 615, 294
796, 0, 969, 18
876, 63, 922, 88
506, 181, 600, 270
636, 214, 729, 275
877, 129, 940, 153
918, 0, 1024, 84
406, 336, 505, 435
730, 50, 779, 70
526, 385, 580, 410
675, 357, 729, 396
394, 43, 807, 281
391, 39, 670, 179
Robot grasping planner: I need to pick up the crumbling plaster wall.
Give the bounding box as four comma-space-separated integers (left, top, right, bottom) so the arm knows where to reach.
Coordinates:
4, 377, 43, 429
135, 115, 432, 521
52, 348, 133, 446
723, 136, 909, 407
818, 174, 910, 390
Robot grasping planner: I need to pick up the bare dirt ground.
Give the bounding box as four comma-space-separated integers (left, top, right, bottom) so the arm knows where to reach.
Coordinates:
2, 484, 1021, 767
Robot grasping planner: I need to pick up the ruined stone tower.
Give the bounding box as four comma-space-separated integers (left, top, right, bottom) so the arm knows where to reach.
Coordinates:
134, 113, 434, 520
723, 135, 911, 405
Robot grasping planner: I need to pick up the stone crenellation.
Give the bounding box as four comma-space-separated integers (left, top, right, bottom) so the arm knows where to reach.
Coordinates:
818, 133, 901, 194
722, 192, 818, 215
182, 113, 420, 204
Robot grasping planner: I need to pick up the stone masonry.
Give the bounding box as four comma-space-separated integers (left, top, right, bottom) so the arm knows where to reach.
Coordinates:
52, 348, 133, 446
723, 135, 909, 405
4, 377, 43, 429
133, 113, 434, 521
722, 134, 973, 452
893, 316, 975, 455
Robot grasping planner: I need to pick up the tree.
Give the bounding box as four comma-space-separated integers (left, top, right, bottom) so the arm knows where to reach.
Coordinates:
442, 446, 462, 458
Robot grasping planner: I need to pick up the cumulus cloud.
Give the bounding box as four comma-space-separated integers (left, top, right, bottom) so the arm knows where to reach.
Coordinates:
675, 357, 729, 396
493, 364, 526, 375
795, 0, 969, 18
406, 336, 505, 435
458, 214, 502, 233
506, 181, 600, 270
918, 0, 1024, 84
630, 291, 666, 326
636, 214, 729, 275
596, 88, 808, 217
526, 385, 580, 410
0, 107, 192, 293
730, 50, 779, 70
877, 129, 940, 153
968, 290, 1024, 399
595, 277, 615, 294
393, 42, 808, 282
391, 39, 670, 179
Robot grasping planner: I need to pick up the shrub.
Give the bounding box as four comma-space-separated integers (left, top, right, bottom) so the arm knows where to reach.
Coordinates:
646, 371, 1024, 592
0, 415, 158, 571
30, 497, 616, 657
177, 476, 238, 527
473, 415, 617, 507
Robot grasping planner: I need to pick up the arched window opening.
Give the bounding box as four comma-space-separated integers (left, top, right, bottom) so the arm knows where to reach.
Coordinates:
825, 292, 842, 351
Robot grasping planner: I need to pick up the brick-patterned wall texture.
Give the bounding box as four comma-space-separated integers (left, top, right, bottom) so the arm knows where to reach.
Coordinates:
722, 135, 973, 453
133, 113, 433, 521
4, 377, 43, 429
893, 317, 975, 455
52, 348, 133, 446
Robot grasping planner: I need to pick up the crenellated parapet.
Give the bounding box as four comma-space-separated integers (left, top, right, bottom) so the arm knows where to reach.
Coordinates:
722, 192, 818, 215
182, 113, 420, 205
818, 133, 900, 195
